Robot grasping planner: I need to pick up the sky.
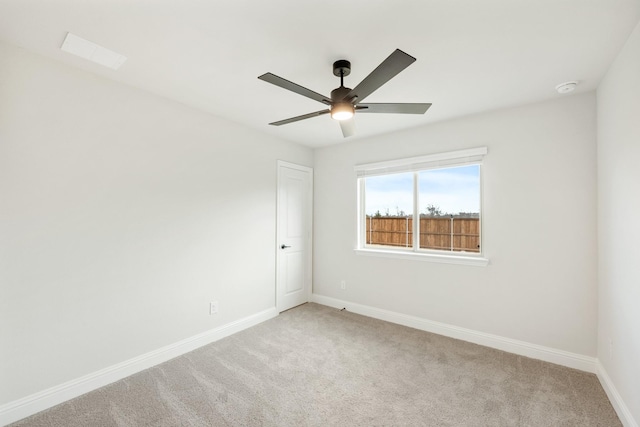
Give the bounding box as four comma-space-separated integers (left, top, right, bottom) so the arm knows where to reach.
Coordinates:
364, 165, 480, 216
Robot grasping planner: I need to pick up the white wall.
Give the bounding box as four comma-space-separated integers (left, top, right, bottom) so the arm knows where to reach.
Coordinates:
314, 93, 598, 357
597, 20, 640, 424
0, 42, 312, 405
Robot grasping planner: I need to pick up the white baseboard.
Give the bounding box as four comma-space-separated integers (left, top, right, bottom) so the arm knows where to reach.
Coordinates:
597, 361, 638, 427
7, 300, 633, 427
0, 307, 278, 427
311, 293, 597, 373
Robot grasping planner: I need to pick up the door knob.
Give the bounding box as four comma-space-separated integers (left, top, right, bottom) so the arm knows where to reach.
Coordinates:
281, 244, 291, 249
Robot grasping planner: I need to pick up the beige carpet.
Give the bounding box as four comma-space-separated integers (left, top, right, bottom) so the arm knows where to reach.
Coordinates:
10, 303, 620, 426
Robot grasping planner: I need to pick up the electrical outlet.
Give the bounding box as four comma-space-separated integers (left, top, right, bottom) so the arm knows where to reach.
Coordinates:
210, 301, 219, 315
340, 280, 346, 290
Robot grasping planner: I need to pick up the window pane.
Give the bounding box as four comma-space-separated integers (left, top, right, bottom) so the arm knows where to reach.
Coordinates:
418, 165, 480, 252
364, 172, 413, 248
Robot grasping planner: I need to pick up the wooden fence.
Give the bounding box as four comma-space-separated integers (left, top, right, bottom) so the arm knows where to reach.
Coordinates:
365, 216, 480, 252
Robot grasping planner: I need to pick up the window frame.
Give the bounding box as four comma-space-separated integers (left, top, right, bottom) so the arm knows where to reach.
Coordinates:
355, 147, 489, 267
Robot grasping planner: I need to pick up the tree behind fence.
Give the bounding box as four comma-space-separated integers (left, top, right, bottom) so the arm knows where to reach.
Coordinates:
365, 216, 480, 252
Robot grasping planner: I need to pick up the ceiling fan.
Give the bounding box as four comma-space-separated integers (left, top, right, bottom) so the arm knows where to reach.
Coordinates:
258, 49, 431, 138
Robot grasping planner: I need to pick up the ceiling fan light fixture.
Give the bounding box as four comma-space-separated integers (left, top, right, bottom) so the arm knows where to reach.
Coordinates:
331, 102, 354, 121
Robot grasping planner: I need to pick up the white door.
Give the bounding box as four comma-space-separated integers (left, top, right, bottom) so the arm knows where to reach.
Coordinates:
276, 161, 312, 312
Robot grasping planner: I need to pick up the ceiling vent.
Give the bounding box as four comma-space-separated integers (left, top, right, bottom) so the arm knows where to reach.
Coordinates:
60, 32, 126, 70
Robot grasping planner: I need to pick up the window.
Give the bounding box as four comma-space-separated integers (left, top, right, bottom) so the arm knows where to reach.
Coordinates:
355, 147, 488, 266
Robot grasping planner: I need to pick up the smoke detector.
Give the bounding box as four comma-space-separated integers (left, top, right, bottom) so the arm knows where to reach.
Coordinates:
555, 81, 578, 94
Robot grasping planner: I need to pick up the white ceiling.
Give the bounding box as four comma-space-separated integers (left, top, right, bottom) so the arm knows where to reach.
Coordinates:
1, 0, 639, 148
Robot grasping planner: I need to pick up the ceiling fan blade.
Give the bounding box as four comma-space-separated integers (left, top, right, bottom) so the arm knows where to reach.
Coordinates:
258, 73, 332, 105
345, 49, 416, 104
269, 109, 330, 126
357, 103, 432, 114
339, 118, 355, 138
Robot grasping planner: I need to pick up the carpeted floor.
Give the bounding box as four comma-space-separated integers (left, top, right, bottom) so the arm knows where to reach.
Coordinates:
10, 303, 620, 426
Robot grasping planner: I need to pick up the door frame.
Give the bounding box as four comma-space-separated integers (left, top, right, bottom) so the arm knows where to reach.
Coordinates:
276, 160, 313, 312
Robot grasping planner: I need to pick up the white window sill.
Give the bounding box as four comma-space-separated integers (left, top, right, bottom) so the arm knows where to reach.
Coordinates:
354, 248, 489, 267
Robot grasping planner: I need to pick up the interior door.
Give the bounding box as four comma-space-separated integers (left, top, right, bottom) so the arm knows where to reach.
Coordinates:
276, 161, 312, 312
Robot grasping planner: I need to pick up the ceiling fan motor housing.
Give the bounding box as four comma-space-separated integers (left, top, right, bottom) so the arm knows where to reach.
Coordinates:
331, 86, 352, 102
